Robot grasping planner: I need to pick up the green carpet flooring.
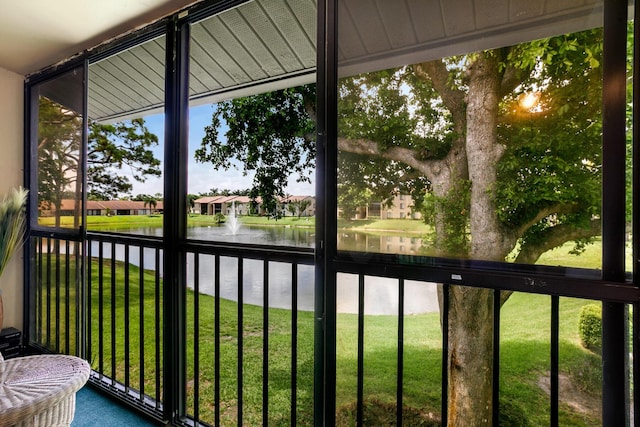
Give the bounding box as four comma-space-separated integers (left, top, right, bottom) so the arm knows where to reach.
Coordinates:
71, 386, 159, 426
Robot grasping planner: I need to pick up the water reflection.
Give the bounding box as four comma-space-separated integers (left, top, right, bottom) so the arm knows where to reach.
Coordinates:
338, 232, 424, 255
96, 224, 427, 255
82, 226, 438, 315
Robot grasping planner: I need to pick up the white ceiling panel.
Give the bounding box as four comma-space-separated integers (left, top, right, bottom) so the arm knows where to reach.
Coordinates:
87, 0, 605, 122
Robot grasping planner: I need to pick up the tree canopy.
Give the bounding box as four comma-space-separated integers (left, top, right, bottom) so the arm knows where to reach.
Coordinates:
88, 119, 161, 200
38, 98, 161, 225
196, 27, 607, 425
195, 86, 316, 216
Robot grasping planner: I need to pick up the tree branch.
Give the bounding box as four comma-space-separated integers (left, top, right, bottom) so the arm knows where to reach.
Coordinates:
413, 60, 468, 170
414, 60, 466, 123
515, 202, 580, 238
500, 63, 528, 97
514, 218, 602, 264
338, 137, 447, 181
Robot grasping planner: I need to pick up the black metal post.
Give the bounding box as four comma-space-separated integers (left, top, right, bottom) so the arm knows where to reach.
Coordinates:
601, 0, 629, 425
356, 274, 365, 426
633, 1, 640, 423
397, 278, 405, 427
493, 289, 501, 427
551, 296, 559, 426
441, 284, 449, 427
163, 15, 190, 424
315, 0, 338, 425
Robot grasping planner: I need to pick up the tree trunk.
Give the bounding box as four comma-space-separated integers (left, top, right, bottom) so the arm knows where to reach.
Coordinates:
466, 54, 509, 261
445, 53, 507, 426
447, 286, 494, 426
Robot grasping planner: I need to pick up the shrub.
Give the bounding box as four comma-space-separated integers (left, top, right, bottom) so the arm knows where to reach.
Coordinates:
579, 303, 602, 352
499, 399, 529, 427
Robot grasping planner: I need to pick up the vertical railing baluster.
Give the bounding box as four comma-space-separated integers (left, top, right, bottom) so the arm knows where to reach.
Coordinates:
263, 260, 270, 427
86, 239, 92, 362
291, 262, 298, 427
193, 253, 200, 422
493, 289, 501, 427
64, 239, 70, 354
46, 237, 52, 348
551, 295, 560, 426
55, 239, 61, 352
356, 274, 365, 427
397, 278, 405, 427
73, 242, 81, 357
98, 241, 104, 378
634, 302, 639, 425
441, 284, 450, 427
155, 248, 162, 408
37, 237, 43, 344
238, 257, 244, 427
111, 243, 117, 384
124, 244, 130, 390
215, 254, 221, 427
139, 245, 145, 401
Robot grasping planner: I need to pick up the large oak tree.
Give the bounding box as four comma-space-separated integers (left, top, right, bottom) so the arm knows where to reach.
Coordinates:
196, 29, 605, 425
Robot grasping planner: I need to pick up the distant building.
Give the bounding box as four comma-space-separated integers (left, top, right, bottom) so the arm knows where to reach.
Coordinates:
194, 195, 262, 216
377, 194, 421, 220
40, 199, 164, 216
195, 195, 315, 217
340, 194, 421, 220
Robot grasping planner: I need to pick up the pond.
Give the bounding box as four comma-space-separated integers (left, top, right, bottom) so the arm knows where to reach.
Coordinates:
89, 224, 438, 315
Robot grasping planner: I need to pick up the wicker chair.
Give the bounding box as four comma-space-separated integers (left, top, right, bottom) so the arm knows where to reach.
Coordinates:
0, 354, 90, 427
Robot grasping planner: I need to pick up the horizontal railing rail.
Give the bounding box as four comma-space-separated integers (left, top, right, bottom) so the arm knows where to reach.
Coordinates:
29, 231, 636, 426
30, 231, 316, 426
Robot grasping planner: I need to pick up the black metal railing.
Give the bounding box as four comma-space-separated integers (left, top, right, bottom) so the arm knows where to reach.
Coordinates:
331, 252, 639, 426
31, 236, 82, 356
85, 232, 165, 419
29, 232, 638, 426
30, 232, 316, 426
183, 241, 315, 426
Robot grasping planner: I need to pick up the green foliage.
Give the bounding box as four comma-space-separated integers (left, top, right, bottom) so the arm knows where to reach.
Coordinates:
38, 98, 161, 224
578, 303, 602, 351
496, 29, 603, 234
339, 70, 415, 149
88, 118, 161, 200
213, 213, 225, 224
337, 69, 436, 211
337, 185, 373, 219
200, 187, 251, 197
195, 85, 316, 215
0, 187, 28, 278
37, 97, 83, 226
417, 180, 471, 256
296, 199, 312, 217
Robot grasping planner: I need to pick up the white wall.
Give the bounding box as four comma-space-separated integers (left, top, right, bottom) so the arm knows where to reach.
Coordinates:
0, 66, 24, 331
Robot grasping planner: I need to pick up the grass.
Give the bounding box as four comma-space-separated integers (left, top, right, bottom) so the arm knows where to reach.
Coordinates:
338, 218, 430, 233
39, 213, 318, 229
333, 293, 603, 426
35, 254, 606, 426
33, 216, 613, 425
39, 213, 432, 233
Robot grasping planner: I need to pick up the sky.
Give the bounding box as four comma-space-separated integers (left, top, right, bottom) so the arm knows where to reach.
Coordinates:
125, 103, 315, 198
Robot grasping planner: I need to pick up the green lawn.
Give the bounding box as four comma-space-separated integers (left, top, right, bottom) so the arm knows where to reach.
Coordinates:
34, 255, 605, 426
39, 213, 431, 233
333, 292, 602, 426
33, 215, 612, 425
